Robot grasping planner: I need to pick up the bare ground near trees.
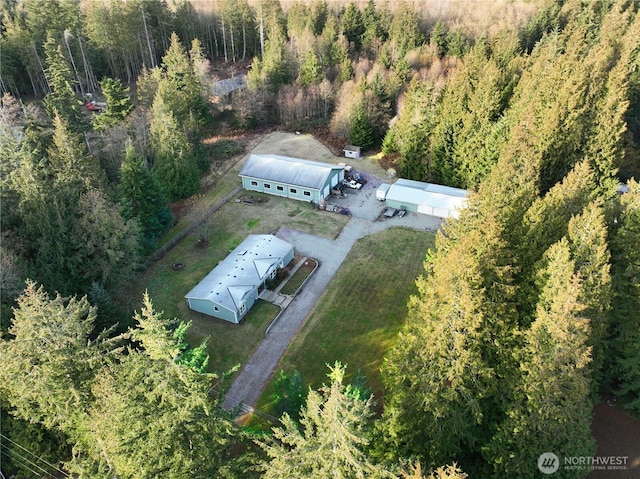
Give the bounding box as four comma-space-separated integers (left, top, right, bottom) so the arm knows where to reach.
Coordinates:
588, 403, 640, 478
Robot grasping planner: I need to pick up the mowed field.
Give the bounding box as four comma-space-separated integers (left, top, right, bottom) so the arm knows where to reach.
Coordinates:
259, 227, 436, 409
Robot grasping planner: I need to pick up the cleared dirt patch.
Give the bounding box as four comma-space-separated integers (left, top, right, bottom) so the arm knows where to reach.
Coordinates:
589, 403, 640, 478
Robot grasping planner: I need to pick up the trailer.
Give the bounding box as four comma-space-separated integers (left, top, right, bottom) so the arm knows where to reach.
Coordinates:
319, 202, 351, 216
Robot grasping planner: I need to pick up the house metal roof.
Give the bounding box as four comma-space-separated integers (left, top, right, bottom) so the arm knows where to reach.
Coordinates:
185, 235, 293, 311
387, 179, 470, 213
211, 75, 247, 97
239, 154, 343, 190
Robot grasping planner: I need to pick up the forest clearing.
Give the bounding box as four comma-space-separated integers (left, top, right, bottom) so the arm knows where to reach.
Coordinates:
1, 0, 639, 477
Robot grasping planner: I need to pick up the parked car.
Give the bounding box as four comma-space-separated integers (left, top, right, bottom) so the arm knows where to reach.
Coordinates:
346, 179, 362, 190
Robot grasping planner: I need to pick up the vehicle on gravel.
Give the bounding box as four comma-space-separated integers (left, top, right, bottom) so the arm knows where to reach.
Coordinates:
345, 179, 362, 190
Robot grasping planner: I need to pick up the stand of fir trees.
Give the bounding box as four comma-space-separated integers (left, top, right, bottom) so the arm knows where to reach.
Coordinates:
379, 2, 640, 478
1, 0, 640, 477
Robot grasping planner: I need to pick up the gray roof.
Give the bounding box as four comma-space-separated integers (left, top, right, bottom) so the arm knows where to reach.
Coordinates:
239, 154, 343, 190
211, 75, 247, 97
387, 179, 470, 213
185, 235, 293, 311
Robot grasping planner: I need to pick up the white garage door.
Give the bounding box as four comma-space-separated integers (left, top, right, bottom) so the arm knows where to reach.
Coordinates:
417, 204, 433, 215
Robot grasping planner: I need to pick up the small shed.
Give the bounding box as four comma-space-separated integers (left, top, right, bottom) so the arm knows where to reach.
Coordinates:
211, 74, 247, 103
385, 179, 470, 219
185, 235, 294, 323
343, 145, 361, 159
239, 154, 344, 204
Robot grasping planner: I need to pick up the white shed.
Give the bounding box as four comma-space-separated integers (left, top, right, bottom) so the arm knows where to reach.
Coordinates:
343, 145, 361, 159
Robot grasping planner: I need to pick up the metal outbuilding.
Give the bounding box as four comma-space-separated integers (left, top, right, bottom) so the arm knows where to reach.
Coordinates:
185, 235, 295, 323
385, 179, 470, 219
239, 154, 344, 203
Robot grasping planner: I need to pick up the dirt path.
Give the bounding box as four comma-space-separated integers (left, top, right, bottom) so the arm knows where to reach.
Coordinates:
588, 403, 640, 478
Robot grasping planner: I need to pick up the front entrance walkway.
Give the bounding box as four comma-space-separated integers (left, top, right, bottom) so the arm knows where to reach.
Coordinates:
259, 289, 293, 309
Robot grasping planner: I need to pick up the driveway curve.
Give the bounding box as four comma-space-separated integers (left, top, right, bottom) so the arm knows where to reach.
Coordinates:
222, 212, 441, 410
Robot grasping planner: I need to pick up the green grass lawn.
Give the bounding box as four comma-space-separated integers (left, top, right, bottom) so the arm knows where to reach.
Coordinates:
257, 227, 436, 413
279, 258, 318, 295
156, 172, 242, 249
125, 193, 349, 379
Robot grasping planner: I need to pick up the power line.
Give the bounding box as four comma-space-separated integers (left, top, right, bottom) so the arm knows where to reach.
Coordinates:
0, 433, 69, 478
1, 445, 46, 478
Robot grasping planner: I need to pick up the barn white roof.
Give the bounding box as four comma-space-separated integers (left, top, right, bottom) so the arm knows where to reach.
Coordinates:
240, 154, 343, 190
387, 179, 470, 213
185, 235, 293, 311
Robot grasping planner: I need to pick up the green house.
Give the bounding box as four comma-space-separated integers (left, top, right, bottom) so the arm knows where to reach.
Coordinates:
185, 235, 295, 323
239, 154, 344, 204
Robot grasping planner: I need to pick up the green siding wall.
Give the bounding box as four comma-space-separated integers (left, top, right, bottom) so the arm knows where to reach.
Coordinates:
241, 177, 330, 204
188, 298, 239, 323
385, 198, 418, 213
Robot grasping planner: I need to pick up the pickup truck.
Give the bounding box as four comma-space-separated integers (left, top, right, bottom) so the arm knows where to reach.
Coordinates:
86, 100, 106, 112
344, 179, 362, 190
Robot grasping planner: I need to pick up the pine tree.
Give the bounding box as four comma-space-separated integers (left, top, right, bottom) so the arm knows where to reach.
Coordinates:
150, 93, 200, 200
259, 362, 394, 478
72, 189, 141, 288
42, 35, 87, 131
299, 50, 322, 87
74, 295, 238, 478
610, 180, 640, 413
341, 3, 364, 51
486, 239, 595, 479
119, 142, 173, 253
88, 281, 134, 337
349, 102, 375, 150
156, 32, 209, 140
0, 282, 115, 434
380, 217, 519, 471
92, 77, 134, 131
387, 0, 424, 57
12, 141, 82, 294
567, 201, 611, 392
48, 113, 103, 190
513, 161, 596, 319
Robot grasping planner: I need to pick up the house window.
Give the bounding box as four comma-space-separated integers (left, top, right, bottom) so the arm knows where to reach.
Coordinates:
250, 180, 258, 186
239, 303, 247, 315
290, 188, 297, 194
270, 268, 277, 279
214, 306, 219, 311
265, 183, 271, 189
276, 186, 284, 192
303, 191, 311, 197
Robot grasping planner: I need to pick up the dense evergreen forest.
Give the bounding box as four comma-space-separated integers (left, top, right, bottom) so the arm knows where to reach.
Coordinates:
1, 0, 639, 477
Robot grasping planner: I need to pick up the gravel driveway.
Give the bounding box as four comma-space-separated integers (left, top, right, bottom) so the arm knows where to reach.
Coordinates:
222, 133, 443, 410
222, 212, 442, 410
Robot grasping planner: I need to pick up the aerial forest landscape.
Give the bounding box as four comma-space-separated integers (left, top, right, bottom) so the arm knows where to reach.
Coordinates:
0, 0, 639, 478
